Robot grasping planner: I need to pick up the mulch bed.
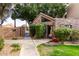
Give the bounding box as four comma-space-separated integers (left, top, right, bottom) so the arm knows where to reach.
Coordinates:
45, 41, 79, 46
0, 44, 21, 56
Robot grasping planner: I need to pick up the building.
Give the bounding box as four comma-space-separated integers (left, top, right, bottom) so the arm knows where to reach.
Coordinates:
54, 3, 79, 29
67, 3, 79, 19
33, 13, 55, 38
33, 4, 79, 38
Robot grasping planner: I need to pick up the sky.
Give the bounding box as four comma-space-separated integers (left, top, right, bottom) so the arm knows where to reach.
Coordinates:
2, 17, 29, 27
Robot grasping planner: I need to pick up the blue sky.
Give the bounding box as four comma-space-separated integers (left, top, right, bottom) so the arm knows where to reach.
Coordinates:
2, 17, 27, 27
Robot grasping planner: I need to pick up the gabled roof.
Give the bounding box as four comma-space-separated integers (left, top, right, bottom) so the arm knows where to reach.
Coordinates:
33, 12, 54, 22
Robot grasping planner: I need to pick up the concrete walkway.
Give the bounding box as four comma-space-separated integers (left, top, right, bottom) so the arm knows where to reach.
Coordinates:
4, 37, 50, 56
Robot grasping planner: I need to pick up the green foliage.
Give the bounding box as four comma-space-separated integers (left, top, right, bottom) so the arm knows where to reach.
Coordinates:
11, 43, 21, 52
37, 44, 79, 56
54, 27, 72, 44
11, 3, 67, 22
29, 23, 46, 39
54, 27, 79, 42
35, 23, 46, 39
29, 24, 36, 37
70, 29, 79, 41
0, 38, 4, 51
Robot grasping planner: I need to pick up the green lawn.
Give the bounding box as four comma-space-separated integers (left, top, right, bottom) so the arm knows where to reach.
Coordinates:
37, 44, 79, 56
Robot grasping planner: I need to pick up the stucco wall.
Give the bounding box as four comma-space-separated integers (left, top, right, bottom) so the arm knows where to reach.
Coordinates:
67, 4, 79, 19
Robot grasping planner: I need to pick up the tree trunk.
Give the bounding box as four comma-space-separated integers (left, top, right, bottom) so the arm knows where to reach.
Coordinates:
0, 20, 3, 27
0, 24, 2, 27
14, 19, 16, 28
14, 19, 16, 39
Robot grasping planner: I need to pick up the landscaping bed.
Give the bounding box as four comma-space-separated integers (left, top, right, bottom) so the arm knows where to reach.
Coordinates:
37, 44, 79, 56
0, 44, 21, 56
37, 27, 79, 56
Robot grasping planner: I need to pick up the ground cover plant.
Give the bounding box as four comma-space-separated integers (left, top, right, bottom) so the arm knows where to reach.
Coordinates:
0, 38, 4, 51
11, 43, 21, 52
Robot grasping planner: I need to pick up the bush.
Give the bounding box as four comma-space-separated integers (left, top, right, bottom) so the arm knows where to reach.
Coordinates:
54, 27, 72, 44
11, 43, 21, 52
29, 24, 36, 37
35, 23, 46, 39
29, 23, 46, 39
0, 38, 4, 51
70, 29, 79, 41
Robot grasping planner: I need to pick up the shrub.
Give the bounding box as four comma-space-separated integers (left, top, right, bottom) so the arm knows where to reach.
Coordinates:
11, 43, 21, 52
29, 23, 46, 39
0, 38, 4, 51
29, 24, 36, 37
70, 29, 79, 41
35, 23, 46, 39
54, 27, 72, 44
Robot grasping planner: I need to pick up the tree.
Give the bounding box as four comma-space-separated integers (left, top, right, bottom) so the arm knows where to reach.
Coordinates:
0, 3, 12, 26
11, 8, 18, 28
11, 3, 67, 23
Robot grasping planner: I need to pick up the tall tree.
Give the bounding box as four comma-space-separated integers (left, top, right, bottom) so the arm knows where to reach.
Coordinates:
11, 3, 67, 23
0, 3, 12, 26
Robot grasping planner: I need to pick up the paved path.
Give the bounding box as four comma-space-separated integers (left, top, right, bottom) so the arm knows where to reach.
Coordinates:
4, 37, 50, 56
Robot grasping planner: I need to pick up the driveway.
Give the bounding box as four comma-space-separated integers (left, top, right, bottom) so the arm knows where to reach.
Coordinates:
4, 37, 50, 56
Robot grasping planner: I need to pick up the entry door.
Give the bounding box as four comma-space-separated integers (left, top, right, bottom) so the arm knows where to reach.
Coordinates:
45, 25, 51, 38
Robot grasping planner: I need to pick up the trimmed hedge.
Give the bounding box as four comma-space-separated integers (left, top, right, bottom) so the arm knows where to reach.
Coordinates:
29, 23, 46, 39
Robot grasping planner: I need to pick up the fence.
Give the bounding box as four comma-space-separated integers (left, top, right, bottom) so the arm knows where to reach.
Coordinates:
0, 27, 25, 39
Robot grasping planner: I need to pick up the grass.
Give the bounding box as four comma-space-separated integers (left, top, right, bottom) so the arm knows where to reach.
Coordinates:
37, 44, 79, 56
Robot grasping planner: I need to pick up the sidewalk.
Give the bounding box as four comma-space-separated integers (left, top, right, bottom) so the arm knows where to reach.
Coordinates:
4, 38, 50, 56
20, 38, 39, 56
